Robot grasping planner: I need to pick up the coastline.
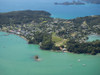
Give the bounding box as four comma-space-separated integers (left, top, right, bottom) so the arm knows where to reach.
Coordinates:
1, 31, 29, 41
18, 35, 29, 42
0, 31, 100, 75
0, 31, 68, 53
0, 31, 100, 55
0, 10, 100, 55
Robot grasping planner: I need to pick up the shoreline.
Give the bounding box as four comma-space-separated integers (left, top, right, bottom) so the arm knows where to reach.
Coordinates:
0, 10, 100, 55
18, 35, 29, 42
0, 31, 29, 42
1, 10, 100, 20
0, 31, 68, 53
0, 31, 100, 55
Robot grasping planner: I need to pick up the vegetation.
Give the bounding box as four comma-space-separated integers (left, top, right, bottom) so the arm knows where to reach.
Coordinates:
0, 10, 100, 55
52, 33, 62, 43
29, 32, 44, 44
71, 15, 100, 26
40, 34, 54, 50
0, 10, 52, 25
67, 40, 100, 55
28, 32, 60, 50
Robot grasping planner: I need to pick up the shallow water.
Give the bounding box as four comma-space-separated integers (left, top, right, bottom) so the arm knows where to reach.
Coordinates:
0, 32, 100, 75
87, 35, 100, 42
0, 0, 100, 74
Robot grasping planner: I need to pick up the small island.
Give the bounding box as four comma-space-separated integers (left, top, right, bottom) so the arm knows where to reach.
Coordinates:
55, 0, 100, 5
34, 55, 40, 61
0, 10, 100, 55
55, 0, 85, 5
82, 0, 100, 4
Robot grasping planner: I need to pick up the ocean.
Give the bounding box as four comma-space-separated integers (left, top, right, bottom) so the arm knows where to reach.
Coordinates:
0, 0, 100, 19
0, 32, 100, 75
0, 0, 100, 75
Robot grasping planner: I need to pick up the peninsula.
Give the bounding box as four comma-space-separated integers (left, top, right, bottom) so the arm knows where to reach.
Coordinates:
0, 10, 100, 55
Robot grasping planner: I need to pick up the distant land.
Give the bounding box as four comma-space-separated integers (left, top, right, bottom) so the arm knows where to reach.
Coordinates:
55, 0, 100, 5
82, 0, 100, 4
55, 0, 85, 5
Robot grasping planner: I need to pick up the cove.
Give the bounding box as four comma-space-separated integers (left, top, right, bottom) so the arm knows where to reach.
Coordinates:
0, 32, 100, 75
87, 34, 100, 42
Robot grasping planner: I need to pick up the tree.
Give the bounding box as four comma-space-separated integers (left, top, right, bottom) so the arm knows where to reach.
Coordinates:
40, 34, 54, 50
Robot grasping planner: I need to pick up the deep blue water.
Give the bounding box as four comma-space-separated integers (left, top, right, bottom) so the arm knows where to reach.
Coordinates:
0, 0, 100, 19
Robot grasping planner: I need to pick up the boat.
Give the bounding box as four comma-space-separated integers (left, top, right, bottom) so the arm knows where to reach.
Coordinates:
78, 59, 80, 62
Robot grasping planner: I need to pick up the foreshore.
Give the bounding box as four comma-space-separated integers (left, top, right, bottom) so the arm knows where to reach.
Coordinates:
0, 31, 67, 52
1, 31, 100, 55
0, 31, 29, 42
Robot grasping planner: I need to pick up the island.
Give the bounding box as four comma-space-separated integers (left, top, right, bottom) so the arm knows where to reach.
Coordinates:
34, 55, 40, 61
55, 0, 100, 5
0, 10, 100, 55
82, 0, 100, 4
55, 0, 85, 5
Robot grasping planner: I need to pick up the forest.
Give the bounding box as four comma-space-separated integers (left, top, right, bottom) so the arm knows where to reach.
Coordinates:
0, 10, 52, 25
67, 40, 100, 55
70, 15, 100, 26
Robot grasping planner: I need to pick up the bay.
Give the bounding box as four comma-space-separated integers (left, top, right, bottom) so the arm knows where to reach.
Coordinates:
87, 35, 100, 42
0, 0, 100, 75
0, 32, 100, 75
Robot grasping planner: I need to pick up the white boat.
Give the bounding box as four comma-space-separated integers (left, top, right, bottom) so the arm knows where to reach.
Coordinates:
78, 59, 80, 62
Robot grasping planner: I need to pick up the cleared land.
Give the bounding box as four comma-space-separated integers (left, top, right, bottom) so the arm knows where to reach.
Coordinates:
52, 33, 68, 46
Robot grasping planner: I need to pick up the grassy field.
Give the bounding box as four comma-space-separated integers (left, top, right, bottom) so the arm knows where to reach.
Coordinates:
52, 33, 68, 47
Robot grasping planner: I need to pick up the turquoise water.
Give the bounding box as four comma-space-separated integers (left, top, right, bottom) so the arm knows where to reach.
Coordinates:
0, 32, 100, 75
0, 0, 100, 74
87, 35, 100, 42
0, 0, 100, 19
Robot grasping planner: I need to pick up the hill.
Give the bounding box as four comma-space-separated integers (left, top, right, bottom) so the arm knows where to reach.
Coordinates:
0, 10, 100, 54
